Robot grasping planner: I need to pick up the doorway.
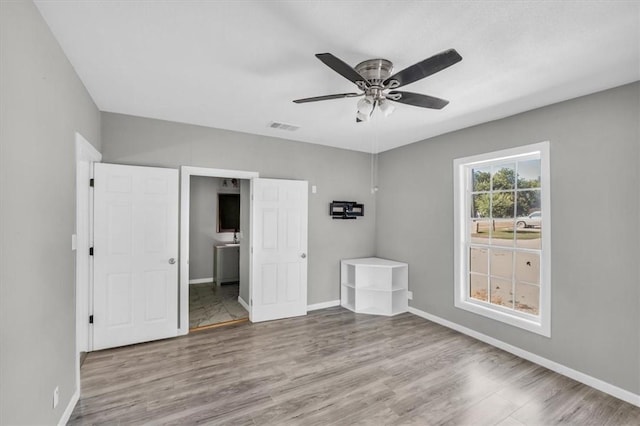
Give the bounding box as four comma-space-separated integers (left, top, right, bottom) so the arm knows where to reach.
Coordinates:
188, 175, 249, 330
179, 167, 259, 334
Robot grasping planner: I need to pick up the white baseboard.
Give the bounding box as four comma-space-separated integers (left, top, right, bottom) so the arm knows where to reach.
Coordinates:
58, 387, 79, 426
189, 277, 213, 284
307, 299, 341, 311
237, 296, 250, 312
407, 306, 640, 408
236, 297, 339, 314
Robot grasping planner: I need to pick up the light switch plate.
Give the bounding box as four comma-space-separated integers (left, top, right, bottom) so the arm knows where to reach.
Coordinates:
407, 291, 413, 300
71, 234, 77, 251
53, 386, 59, 408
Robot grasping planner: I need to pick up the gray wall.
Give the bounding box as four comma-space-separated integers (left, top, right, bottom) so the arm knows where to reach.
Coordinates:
0, 1, 101, 424
375, 82, 640, 394
189, 176, 242, 280
101, 112, 376, 305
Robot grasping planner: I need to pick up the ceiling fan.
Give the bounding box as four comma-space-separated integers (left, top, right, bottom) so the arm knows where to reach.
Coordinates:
293, 49, 462, 122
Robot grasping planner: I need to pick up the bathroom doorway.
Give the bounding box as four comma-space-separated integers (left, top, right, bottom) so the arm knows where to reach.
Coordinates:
179, 167, 259, 334
188, 176, 248, 329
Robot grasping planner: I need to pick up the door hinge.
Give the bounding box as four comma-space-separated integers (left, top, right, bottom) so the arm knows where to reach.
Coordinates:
89, 247, 94, 256
89, 315, 94, 324
89, 178, 94, 187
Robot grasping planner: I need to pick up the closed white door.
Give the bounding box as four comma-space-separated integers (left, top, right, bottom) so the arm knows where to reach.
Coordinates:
93, 163, 179, 350
251, 178, 308, 322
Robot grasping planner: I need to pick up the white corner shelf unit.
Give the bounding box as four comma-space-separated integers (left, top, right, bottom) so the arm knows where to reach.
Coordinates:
341, 257, 408, 316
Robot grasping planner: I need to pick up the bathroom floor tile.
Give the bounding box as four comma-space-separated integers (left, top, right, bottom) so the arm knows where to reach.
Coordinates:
189, 282, 247, 329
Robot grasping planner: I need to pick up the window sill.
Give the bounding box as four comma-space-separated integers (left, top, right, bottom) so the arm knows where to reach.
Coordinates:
455, 298, 550, 337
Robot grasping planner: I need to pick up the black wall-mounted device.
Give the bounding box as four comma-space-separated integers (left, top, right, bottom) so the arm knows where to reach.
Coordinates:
330, 201, 364, 219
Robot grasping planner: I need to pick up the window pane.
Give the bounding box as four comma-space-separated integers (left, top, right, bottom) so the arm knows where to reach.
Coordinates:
515, 227, 541, 249
490, 277, 513, 309
492, 164, 515, 190
470, 247, 488, 274
491, 192, 515, 247
472, 193, 490, 219
490, 249, 513, 279
517, 159, 541, 189
491, 192, 514, 218
491, 218, 515, 247
516, 190, 541, 249
515, 252, 540, 284
472, 166, 491, 192
515, 228, 541, 250
515, 282, 539, 315
492, 220, 516, 247
470, 274, 488, 302
516, 190, 541, 218
470, 220, 491, 244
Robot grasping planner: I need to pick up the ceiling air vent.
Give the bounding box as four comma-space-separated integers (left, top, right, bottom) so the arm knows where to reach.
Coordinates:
268, 121, 300, 132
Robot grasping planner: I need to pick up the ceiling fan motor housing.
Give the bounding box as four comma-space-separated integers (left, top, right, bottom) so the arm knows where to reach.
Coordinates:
355, 59, 393, 86
355, 59, 395, 102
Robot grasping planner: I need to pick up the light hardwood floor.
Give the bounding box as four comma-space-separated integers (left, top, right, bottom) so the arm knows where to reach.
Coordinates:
70, 308, 640, 425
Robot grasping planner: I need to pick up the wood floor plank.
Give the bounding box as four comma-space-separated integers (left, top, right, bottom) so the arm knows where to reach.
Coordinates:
70, 308, 640, 425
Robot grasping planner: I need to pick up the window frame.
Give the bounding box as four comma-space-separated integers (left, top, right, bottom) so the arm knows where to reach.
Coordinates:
453, 141, 551, 337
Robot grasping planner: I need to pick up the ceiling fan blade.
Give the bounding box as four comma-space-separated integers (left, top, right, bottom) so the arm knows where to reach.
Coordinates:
293, 93, 361, 103
384, 49, 462, 89
388, 91, 450, 109
316, 53, 370, 87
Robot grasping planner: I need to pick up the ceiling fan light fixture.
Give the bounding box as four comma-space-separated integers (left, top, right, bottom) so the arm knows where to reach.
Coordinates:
379, 99, 395, 117
356, 110, 370, 122
357, 96, 374, 115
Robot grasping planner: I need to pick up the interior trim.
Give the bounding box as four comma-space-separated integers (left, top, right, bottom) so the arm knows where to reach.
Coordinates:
189, 317, 249, 332
189, 278, 214, 285
58, 387, 79, 426
307, 300, 340, 311
237, 296, 250, 312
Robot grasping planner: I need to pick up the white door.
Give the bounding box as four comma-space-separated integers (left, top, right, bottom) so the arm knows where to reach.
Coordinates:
93, 163, 179, 350
251, 178, 308, 322
75, 134, 101, 354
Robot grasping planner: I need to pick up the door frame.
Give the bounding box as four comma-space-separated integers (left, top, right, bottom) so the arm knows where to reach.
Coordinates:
74, 132, 101, 385
179, 166, 259, 335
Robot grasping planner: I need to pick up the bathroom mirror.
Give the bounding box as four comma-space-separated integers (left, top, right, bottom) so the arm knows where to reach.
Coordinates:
217, 193, 240, 232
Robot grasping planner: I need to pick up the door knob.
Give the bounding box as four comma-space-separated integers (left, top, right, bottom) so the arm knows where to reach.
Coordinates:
301, 253, 307, 259
168, 258, 176, 264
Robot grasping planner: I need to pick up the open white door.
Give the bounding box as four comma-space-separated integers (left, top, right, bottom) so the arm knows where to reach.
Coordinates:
251, 178, 308, 322
93, 163, 179, 350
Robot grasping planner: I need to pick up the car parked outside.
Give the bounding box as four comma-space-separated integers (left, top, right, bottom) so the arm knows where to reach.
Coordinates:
516, 211, 541, 228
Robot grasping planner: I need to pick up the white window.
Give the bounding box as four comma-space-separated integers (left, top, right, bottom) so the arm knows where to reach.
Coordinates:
453, 142, 550, 336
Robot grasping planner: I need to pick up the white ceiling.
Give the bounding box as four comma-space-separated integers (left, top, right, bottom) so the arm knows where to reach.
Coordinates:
34, 1, 639, 153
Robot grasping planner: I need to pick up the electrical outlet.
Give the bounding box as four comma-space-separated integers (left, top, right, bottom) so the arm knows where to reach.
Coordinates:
53, 386, 59, 409
407, 291, 413, 300
311, 185, 317, 194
